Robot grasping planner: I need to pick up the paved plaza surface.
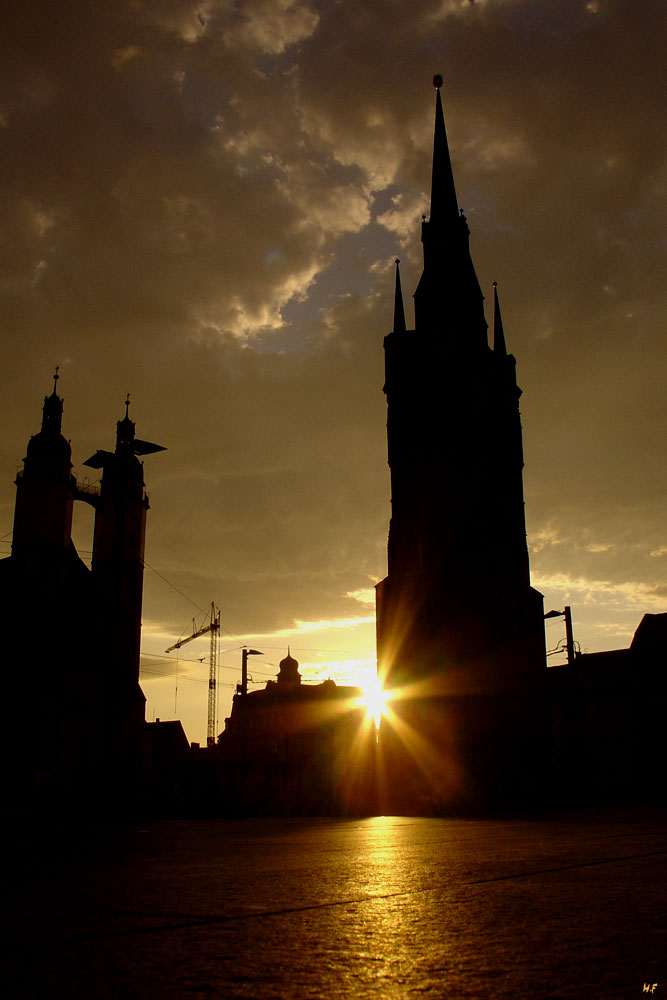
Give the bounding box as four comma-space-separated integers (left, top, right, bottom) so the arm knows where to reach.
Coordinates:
2, 807, 666, 999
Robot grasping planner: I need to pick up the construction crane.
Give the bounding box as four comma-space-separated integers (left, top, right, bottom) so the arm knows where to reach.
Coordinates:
166, 602, 220, 747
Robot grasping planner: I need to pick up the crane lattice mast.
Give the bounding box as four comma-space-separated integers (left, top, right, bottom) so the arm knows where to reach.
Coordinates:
207, 608, 220, 746
166, 602, 221, 747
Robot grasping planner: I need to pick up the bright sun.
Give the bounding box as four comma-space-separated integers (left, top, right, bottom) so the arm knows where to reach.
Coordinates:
360, 678, 389, 730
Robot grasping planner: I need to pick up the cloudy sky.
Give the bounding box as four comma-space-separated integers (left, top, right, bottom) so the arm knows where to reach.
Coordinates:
2, 0, 665, 744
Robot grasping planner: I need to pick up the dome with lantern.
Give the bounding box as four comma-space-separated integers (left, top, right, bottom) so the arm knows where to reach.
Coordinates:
277, 648, 301, 687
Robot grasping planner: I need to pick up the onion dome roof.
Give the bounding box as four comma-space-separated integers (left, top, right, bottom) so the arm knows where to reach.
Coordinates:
277, 648, 301, 686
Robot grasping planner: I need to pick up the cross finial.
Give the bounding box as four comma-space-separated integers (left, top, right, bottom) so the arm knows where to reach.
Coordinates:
125, 393, 131, 418
53, 366, 60, 391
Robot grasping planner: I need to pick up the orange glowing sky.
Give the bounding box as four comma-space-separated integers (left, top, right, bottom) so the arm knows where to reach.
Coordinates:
1, 0, 665, 744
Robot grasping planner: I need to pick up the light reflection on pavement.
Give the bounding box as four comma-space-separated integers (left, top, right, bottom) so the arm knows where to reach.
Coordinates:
2, 810, 666, 998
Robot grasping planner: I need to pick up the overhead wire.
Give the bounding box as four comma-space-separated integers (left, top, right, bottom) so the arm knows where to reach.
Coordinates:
143, 559, 207, 614
140, 559, 373, 719
143, 560, 250, 649
144, 649, 277, 676
141, 653, 278, 680
140, 665, 240, 688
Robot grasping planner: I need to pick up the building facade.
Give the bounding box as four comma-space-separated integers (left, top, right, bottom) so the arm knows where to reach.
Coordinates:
547, 612, 667, 805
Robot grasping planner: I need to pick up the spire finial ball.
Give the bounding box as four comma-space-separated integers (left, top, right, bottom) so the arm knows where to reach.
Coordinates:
433, 74, 443, 89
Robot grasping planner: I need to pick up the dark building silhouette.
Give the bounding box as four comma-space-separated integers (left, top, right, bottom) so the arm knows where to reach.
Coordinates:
82, 396, 165, 762
375, 79, 547, 811
547, 612, 667, 805
145, 718, 190, 812
217, 651, 376, 815
0, 377, 164, 812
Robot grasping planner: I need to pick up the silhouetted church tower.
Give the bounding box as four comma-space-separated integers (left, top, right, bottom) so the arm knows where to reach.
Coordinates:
83, 395, 165, 711
376, 79, 546, 810
1, 381, 164, 811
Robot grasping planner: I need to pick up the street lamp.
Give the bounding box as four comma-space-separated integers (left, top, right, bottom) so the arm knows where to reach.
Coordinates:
544, 606, 576, 667
239, 647, 263, 697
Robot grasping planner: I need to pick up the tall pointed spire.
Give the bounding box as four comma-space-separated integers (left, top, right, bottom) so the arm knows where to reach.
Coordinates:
429, 74, 459, 225
412, 76, 486, 345
492, 282, 507, 356
393, 258, 407, 334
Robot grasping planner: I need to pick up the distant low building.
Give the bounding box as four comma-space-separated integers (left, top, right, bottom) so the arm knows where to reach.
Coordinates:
547, 613, 667, 805
145, 719, 190, 812
217, 651, 376, 815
